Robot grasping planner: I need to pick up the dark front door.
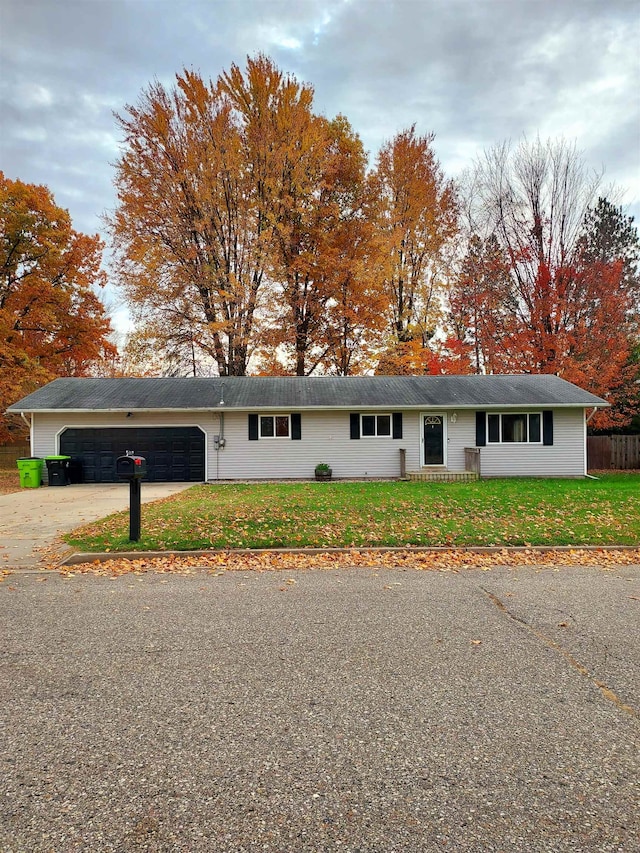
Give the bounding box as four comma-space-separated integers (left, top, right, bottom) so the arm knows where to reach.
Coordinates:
423, 415, 444, 465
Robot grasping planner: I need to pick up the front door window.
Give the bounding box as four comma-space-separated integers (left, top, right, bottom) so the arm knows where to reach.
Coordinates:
423, 415, 444, 465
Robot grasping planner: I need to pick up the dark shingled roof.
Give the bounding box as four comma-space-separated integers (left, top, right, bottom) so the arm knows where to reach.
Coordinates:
7, 375, 608, 412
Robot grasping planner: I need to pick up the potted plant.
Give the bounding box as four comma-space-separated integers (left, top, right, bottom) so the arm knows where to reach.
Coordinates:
314, 462, 332, 481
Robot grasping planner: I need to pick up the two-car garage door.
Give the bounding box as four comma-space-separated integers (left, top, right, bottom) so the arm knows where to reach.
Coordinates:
59, 427, 205, 483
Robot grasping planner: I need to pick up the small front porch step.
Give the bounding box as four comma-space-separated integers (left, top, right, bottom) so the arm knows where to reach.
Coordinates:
407, 469, 479, 482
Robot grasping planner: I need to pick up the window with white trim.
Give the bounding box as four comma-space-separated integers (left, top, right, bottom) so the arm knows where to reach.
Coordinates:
361, 414, 392, 437
487, 412, 542, 444
260, 414, 290, 438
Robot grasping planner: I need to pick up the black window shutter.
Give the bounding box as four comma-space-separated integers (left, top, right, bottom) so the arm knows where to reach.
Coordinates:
392, 412, 403, 439
476, 411, 487, 447
350, 413, 360, 440
291, 413, 302, 440
248, 414, 259, 441
543, 410, 554, 446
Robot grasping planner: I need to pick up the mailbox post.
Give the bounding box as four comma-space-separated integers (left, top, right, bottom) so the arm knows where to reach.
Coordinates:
116, 454, 147, 541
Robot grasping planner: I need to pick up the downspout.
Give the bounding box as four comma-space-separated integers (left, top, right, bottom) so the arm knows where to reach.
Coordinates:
20, 412, 33, 455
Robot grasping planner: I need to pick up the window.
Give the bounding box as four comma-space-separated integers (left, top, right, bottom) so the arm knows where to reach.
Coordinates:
360, 414, 392, 437
249, 413, 301, 441
260, 415, 290, 438
350, 412, 402, 440
487, 412, 542, 444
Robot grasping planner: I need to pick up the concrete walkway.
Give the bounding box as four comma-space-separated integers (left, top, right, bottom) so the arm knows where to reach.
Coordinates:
0, 483, 194, 569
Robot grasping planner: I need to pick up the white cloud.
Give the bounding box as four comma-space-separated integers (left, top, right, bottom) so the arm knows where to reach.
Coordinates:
254, 24, 303, 51
19, 83, 54, 107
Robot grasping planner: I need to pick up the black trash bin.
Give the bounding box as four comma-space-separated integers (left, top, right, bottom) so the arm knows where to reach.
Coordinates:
45, 455, 70, 486
67, 457, 84, 484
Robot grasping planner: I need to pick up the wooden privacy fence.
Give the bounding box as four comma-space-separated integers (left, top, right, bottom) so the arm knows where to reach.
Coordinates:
587, 435, 640, 470
0, 445, 30, 468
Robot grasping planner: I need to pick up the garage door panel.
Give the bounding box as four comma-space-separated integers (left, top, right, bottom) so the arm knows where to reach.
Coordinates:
60, 427, 205, 483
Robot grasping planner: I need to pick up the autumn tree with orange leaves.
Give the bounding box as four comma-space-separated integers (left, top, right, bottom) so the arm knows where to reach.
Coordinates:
110, 59, 463, 377
259, 114, 387, 375
110, 66, 265, 377
449, 233, 514, 375
109, 57, 636, 415
370, 127, 461, 374
110, 57, 382, 377
452, 139, 640, 427
0, 173, 114, 441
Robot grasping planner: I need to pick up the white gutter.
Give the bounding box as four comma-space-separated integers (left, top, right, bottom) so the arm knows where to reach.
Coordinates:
585, 406, 600, 424
20, 412, 33, 456
7, 407, 220, 414
9, 402, 610, 414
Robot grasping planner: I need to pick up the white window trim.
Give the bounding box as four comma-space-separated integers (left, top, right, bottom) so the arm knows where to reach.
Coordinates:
259, 413, 291, 439
487, 412, 543, 445
360, 413, 392, 438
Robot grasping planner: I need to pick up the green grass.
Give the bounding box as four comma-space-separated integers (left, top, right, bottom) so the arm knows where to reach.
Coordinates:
64, 474, 640, 552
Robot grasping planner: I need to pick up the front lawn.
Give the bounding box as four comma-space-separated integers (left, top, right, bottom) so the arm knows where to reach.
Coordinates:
64, 475, 640, 552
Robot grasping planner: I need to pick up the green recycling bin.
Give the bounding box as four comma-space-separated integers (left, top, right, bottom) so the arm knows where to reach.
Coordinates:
17, 457, 43, 489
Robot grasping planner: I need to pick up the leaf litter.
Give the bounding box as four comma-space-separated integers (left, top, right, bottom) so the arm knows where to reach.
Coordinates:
38, 547, 640, 579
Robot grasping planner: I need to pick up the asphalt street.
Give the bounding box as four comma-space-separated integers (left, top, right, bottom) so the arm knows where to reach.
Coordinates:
1, 564, 638, 852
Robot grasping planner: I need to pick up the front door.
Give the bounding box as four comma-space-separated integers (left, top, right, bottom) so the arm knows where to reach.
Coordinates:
423, 414, 445, 465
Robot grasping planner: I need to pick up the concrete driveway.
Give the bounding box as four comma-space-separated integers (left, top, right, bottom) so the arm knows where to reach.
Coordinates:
0, 482, 194, 568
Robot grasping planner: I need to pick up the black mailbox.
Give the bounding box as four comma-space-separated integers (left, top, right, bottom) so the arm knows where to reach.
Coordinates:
116, 454, 147, 480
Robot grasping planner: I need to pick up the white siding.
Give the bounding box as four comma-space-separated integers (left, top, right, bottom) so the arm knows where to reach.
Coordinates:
32, 406, 587, 480
214, 408, 584, 478
215, 411, 417, 479
444, 410, 476, 472
474, 408, 586, 477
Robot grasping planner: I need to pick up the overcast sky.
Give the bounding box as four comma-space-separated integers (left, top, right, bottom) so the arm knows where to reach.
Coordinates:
1, 0, 639, 331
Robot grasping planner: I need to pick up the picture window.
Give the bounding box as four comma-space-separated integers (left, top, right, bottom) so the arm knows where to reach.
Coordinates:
487, 412, 542, 444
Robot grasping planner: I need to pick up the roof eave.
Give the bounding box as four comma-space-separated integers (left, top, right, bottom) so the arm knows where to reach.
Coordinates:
7, 407, 217, 414
10, 401, 609, 413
